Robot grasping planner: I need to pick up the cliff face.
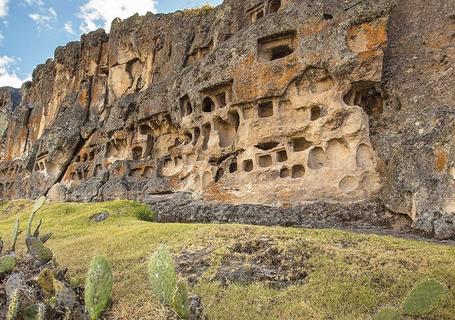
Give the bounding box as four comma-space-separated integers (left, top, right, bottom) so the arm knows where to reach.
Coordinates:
0, 0, 454, 238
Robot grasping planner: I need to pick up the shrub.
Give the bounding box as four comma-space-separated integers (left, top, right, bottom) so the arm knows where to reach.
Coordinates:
136, 206, 156, 222
183, 4, 215, 16
402, 279, 447, 316
85, 256, 113, 320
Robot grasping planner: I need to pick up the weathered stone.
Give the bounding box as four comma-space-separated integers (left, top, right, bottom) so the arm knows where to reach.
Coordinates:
90, 212, 109, 222
433, 215, 454, 240
0, 0, 453, 239
412, 212, 435, 235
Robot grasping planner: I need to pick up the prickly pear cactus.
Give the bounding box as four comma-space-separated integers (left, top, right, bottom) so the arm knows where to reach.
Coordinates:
373, 307, 402, 320
27, 196, 46, 237
37, 268, 55, 296
10, 218, 20, 252
0, 255, 16, 274
84, 256, 113, 320
26, 238, 53, 263
172, 279, 190, 319
6, 289, 20, 320
148, 245, 177, 306
402, 279, 447, 316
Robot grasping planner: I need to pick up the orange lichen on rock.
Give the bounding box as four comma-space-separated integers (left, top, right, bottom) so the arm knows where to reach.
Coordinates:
347, 17, 388, 53
435, 147, 448, 172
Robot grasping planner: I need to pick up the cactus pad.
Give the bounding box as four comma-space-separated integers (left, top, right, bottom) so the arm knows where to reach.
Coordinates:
85, 256, 113, 320
26, 238, 53, 263
402, 279, 447, 316
172, 279, 190, 319
0, 255, 16, 274
148, 245, 177, 306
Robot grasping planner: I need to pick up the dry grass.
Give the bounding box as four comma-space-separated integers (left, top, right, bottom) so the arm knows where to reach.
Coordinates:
1, 200, 455, 319
182, 4, 215, 16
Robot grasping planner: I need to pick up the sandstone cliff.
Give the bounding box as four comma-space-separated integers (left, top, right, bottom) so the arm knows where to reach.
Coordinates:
0, 0, 454, 239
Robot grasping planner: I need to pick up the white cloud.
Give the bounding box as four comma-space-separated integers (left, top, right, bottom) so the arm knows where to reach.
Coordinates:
64, 21, 75, 35
0, 56, 29, 88
29, 7, 57, 29
0, 0, 9, 18
24, 0, 44, 6
78, 0, 158, 33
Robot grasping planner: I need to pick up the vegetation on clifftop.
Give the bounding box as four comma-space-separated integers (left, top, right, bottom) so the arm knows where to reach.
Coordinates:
1, 200, 455, 320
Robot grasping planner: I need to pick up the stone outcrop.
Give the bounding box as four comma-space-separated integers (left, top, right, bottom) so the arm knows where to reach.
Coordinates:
0, 0, 454, 239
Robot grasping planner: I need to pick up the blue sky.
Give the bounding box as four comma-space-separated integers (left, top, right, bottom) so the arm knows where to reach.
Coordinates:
0, 0, 222, 88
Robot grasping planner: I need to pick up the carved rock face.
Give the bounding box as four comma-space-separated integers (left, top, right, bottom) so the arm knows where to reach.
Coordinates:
0, 0, 454, 238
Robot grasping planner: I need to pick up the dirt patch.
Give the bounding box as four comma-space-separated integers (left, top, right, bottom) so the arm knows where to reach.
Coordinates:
176, 236, 308, 289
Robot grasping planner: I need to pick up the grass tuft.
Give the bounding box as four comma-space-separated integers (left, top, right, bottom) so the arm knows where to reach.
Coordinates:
135, 206, 156, 222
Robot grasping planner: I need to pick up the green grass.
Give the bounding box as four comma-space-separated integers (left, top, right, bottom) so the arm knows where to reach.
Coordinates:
1, 200, 455, 320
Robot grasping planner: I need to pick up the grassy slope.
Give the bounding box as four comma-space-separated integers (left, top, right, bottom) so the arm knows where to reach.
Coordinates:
1, 200, 455, 320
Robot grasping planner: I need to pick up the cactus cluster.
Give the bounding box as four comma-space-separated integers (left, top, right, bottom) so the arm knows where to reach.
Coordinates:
373, 279, 448, 319
84, 255, 113, 320
0, 196, 86, 320
148, 245, 190, 319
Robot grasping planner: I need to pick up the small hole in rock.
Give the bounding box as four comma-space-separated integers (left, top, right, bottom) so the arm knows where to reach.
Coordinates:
193, 127, 200, 146
243, 159, 254, 172
229, 161, 238, 173
202, 97, 215, 112
310, 105, 323, 121
216, 92, 227, 108
292, 137, 312, 152
258, 154, 273, 168
269, 0, 281, 13
255, 141, 279, 150
271, 45, 294, 60
214, 168, 224, 183
276, 150, 288, 162
292, 165, 305, 178
280, 167, 290, 178
258, 101, 274, 118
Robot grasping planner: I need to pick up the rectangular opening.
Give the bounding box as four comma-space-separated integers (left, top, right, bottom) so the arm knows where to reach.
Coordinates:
243, 159, 254, 172
276, 150, 288, 162
258, 31, 296, 62
258, 154, 273, 168
292, 137, 312, 152
258, 101, 274, 118
180, 95, 192, 117
248, 2, 266, 23
216, 92, 227, 108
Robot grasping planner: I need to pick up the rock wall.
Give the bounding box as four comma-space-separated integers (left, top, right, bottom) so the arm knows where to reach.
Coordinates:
0, 0, 454, 238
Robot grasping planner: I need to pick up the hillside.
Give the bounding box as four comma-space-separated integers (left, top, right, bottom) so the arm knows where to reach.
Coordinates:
1, 200, 455, 319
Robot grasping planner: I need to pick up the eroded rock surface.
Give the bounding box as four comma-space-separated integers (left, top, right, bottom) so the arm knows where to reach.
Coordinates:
0, 0, 454, 238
